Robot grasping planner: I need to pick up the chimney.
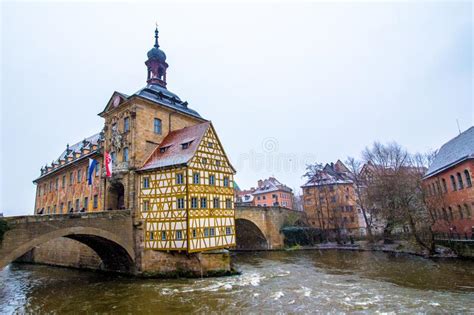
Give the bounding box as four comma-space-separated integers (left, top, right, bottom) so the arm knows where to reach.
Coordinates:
258, 180, 263, 187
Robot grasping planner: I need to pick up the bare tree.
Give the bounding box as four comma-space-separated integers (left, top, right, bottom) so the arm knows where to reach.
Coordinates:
346, 157, 374, 242
362, 142, 435, 254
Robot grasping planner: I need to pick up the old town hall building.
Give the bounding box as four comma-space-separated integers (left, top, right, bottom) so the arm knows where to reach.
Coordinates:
33, 28, 236, 261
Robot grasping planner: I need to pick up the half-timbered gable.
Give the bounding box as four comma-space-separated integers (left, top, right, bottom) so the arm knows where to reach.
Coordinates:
138, 122, 236, 252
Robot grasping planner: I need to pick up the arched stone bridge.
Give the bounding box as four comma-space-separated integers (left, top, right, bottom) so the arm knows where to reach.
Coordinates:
235, 206, 306, 250
0, 211, 135, 273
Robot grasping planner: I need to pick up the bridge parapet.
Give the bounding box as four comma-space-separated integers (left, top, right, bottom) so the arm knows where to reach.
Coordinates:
3, 210, 131, 225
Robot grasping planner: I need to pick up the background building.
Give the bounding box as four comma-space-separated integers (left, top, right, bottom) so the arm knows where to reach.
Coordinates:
423, 127, 474, 237
237, 177, 294, 209
302, 161, 366, 236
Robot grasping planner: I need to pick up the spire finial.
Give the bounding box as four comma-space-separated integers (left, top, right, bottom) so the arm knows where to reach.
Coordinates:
154, 23, 159, 48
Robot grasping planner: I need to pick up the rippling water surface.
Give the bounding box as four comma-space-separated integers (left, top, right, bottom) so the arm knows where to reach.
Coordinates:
1, 251, 473, 314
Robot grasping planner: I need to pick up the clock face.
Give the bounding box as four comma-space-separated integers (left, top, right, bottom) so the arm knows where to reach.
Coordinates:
113, 95, 120, 107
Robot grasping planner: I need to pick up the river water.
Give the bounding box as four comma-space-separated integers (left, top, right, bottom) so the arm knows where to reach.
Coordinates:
1, 250, 473, 314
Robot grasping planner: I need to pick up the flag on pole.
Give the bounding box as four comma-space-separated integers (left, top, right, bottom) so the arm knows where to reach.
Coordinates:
104, 151, 112, 177
87, 158, 98, 185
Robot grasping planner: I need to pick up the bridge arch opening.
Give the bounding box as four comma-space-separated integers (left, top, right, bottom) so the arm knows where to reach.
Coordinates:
235, 219, 268, 250
1, 228, 135, 274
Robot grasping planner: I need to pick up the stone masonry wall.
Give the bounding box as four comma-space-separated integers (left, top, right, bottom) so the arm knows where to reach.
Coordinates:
17, 237, 102, 270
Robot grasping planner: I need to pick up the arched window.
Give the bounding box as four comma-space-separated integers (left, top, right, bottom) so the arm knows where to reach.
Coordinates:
457, 172, 464, 189
450, 175, 457, 191
465, 170, 472, 187
441, 178, 447, 193
458, 205, 463, 219
442, 208, 448, 220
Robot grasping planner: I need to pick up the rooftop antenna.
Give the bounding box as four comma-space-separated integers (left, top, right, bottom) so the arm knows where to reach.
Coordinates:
456, 119, 461, 135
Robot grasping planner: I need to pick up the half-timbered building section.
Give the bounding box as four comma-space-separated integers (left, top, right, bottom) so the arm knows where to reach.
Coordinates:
187, 125, 236, 252
138, 122, 236, 252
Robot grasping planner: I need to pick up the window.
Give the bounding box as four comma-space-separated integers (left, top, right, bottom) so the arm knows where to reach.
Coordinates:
149, 232, 154, 240
331, 196, 336, 203
123, 147, 129, 162
143, 200, 149, 211
208, 141, 213, 148
210, 227, 215, 236
93, 195, 98, 209
176, 230, 183, 240
200, 197, 207, 208
154, 118, 162, 134
209, 174, 215, 185
124, 117, 130, 132
111, 152, 116, 164
458, 205, 463, 219
226, 198, 232, 209
204, 228, 209, 237
49, 181, 52, 192
143, 177, 150, 188
442, 178, 447, 193
55, 178, 59, 191
436, 182, 441, 195
84, 197, 88, 210
202, 158, 207, 164
191, 197, 198, 209
75, 199, 80, 211
223, 177, 229, 187
457, 173, 464, 189
177, 198, 185, 209
161, 231, 166, 241
181, 142, 192, 149
465, 204, 471, 218
77, 169, 82, 183
257, 196, 261, 200
213, 197, 220, 209
262, 196, 266, 200
448, 207, 454, 220
442, 208, 447, 220
176, 173, 184, 184
192, 229, 197, 238
226, 227, 232, 235
450, 175, 457, 191
70, 172, 74, 185
60, 203, 64, 213
193, 173, 200, 184
465, 170, 472, 187
216, 160, 221, 167
68, 201, 72, 212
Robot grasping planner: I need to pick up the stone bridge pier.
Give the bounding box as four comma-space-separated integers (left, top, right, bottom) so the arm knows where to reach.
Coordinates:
234, 206, 306, 250
0, 211, 135, 273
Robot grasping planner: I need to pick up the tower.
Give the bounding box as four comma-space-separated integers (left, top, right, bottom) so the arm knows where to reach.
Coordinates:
145, 27, 168, 87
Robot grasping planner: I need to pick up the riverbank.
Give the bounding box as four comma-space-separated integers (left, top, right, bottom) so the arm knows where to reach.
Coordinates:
283, 240, 461, 259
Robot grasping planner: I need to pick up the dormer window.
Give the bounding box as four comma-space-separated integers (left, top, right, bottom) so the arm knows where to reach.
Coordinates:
160, 145, 171, 153
181, 141, 192, 149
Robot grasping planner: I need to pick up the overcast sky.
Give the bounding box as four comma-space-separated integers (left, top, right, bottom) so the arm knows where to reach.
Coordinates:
1, 1, 472, 216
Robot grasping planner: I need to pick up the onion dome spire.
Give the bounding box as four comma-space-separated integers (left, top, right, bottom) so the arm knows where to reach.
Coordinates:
145, 25, 168, 87
154, 26, 159, 48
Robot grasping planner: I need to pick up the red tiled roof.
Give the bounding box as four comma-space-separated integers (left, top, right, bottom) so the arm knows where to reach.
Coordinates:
139, 122, 210, 171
